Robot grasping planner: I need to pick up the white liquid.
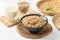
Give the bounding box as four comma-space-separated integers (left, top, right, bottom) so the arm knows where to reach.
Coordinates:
5, 6, 17, 18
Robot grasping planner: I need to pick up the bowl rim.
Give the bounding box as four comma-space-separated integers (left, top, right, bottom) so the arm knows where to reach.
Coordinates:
20, 14, 48, 28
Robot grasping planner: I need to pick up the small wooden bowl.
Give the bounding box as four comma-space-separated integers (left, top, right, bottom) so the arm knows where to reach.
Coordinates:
52, 14, 60, 30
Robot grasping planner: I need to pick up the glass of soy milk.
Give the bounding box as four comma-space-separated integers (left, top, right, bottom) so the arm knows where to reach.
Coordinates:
5, 6, 17, 18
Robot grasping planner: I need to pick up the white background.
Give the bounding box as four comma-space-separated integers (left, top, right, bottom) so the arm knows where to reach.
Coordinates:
0, 0, 60, 40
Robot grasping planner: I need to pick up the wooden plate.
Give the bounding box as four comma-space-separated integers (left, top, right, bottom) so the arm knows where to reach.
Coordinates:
16, 23, 52, 39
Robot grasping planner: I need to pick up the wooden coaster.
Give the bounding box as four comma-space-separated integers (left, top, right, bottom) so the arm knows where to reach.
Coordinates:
52, 14, 60, 30
16, 23, 52, 39
0, 16, 18, 27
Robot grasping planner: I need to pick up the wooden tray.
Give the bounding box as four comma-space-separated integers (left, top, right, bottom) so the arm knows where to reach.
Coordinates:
0, 16, 18, 27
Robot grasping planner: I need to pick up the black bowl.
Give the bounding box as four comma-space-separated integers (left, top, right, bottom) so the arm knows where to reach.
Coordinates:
20, 14, 48, 34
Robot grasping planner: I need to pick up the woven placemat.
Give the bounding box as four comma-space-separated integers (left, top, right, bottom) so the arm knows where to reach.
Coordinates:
16, 23, 52, 39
